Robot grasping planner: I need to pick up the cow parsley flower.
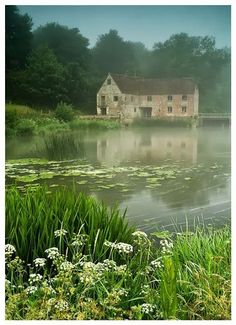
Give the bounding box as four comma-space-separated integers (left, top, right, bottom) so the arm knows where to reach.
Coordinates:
55, 300, 69, 311
141, 303, 156, 314
115, 242, 133, 254
60, 261, 74, 272
45, 247, 60, 259
25, 286, 38, 295
160, 239, 173, 254
54, 229, 67, 238
29, 273, 43, 285
5, 244, 16, 257
34, 258, 46, 268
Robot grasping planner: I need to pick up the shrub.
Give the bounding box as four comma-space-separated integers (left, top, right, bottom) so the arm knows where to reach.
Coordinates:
55, 102, 74, 122
6, 108, 19, 130
16, 119, 36, 136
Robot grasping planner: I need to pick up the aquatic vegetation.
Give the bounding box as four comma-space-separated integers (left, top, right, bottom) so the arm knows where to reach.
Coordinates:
5, 186, 135, 264
5, 223, 231, 320
69, 118, 120, 130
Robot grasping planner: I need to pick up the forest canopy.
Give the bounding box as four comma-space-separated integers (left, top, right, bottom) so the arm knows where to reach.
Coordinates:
5, 6, 231, 114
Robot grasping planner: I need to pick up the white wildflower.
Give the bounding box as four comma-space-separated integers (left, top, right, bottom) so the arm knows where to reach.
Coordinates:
141, 303, 156, 314
25, 286, 38, 295
160, 239, 173, 254
116, 264, 127, 274
54, 229, 67, 238
104, 240, 116, 249
60, 261, 74, 272
5, 244, 16, 257
34, 258, 46, 267
29, 273, 43, 285
103, 259, 117, 270
150, 259, 163, 269
55, 300, 69, 311
45, 247, 60, 259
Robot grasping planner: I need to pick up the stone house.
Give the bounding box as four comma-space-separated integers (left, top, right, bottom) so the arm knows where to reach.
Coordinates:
97, 73, 199, 120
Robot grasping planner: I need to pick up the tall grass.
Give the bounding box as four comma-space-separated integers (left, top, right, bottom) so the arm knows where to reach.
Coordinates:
41, 132, 84, 160
5, 186, 135, 264
5, 220, 231, 320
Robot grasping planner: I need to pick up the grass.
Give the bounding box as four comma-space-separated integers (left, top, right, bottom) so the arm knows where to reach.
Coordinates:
132, 117, 194, 128
6, 103, 120, 137
5, 186, 134, 264
5, 186, 231, 320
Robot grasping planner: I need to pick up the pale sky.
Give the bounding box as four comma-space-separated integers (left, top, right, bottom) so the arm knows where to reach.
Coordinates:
17, 5, 231, 50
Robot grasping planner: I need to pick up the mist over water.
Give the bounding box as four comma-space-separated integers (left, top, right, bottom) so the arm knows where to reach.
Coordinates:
6, 126, 230, 232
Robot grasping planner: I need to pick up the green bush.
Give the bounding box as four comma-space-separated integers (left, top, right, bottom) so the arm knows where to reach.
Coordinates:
6, 108, 19, 130
16, 119, 36, 136
55, 102, 74, 122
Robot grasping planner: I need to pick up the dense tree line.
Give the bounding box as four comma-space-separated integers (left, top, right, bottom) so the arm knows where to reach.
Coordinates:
5, 5, 231, 113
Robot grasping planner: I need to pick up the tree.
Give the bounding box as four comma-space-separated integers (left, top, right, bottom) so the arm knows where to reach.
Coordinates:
5, 5, 33, 71
33, 23, 90, 68
23, 46, 67, 108
92, 29, 135, 76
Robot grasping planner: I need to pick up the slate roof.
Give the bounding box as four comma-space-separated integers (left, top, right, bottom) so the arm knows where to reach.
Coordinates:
110, 74, 196, 95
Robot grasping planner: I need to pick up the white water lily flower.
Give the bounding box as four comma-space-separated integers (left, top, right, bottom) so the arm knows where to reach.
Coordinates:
34, 258, 46, 268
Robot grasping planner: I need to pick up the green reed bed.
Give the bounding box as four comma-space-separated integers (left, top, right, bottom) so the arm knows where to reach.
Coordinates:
5, 186, 231, 320
6, 186, 134, 264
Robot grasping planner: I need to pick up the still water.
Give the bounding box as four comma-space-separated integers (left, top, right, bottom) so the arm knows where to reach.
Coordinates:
6, 127, 231, 232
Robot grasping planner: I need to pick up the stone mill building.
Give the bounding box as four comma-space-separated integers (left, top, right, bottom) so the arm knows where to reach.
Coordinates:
97, 73, 199, 120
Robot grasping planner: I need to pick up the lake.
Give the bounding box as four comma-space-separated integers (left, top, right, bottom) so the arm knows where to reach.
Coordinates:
6, 126, 231, 232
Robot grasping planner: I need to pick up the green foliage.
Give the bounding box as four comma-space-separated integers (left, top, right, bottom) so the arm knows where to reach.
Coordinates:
5, 207, 231, 320
16, 119, 36, 136
42, 132, 84, 160
55, 102, 74, 122
132, 117, 193, 128
5, 5, 33, 70
5, 186, 135, 264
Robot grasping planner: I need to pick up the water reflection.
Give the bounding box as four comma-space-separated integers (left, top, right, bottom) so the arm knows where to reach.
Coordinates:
95, 128, 198, 166
6, 127, 231, 232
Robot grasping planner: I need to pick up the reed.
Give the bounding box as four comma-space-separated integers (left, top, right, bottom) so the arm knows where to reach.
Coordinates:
5, 186, 135, 263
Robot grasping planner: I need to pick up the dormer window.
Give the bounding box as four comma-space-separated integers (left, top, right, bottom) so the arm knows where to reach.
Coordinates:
107, 78, 111, 85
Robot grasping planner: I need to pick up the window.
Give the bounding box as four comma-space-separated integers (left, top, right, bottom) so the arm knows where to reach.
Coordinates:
182, 95, 187, 101
107, 78, 111, 85
147, 95, 152, 101
131, 96, 134, 102
182, 106, 187, 113
168, 95, 173, 101
113, 96, 118, 102
134, 107, 136, 113
168, 106, 172, 113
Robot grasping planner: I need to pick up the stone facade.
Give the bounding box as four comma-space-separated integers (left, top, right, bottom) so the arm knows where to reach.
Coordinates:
97, 73, 199, 120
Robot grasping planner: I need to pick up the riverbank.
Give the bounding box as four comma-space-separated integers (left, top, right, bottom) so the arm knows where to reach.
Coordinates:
5, 186, 231, 320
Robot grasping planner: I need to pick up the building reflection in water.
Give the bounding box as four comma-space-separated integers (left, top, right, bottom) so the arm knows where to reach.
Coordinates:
96, 129, 198, 166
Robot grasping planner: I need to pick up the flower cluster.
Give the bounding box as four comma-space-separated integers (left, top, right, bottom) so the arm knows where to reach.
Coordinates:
60, 261, 74, 272
160, 239, 173, 255
45, 247, 60, 259
71, 233, 88, 247
5, 244, 16, 258
29, 273, 43, 285
150, 259, 163, 269
132, 230, 150, 246
141, 303, 156, 314
55, 300, 69, 312
104, 240, 133, 254
54, 229, 67, 238
34, 258, 46, 268
25, 285, 38, 295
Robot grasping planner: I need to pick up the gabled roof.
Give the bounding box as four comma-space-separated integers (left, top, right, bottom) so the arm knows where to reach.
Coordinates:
110, 73, 196, 95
